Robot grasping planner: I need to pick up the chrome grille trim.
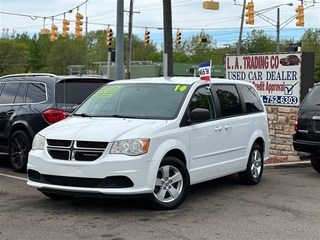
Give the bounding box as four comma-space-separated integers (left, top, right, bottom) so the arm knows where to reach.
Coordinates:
46, 139, 108, 161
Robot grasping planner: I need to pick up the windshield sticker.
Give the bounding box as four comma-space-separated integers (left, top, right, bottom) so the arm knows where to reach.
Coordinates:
173, 85, 187, 92
91, 85, 122, 98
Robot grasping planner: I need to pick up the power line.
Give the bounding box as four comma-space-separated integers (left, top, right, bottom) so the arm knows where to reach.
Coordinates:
0, 0, 88, 21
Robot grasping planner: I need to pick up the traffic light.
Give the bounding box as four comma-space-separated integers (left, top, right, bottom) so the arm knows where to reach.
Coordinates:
75, 13, 84, 38
144, 29, 150, 43
106, 27, 113, 46
50, 24, 58, 41
198, 37, 207, 43
295, 5, 304, 27
175, 30, 181, 44
62, 19, 70, 37
245, 1, 254, 25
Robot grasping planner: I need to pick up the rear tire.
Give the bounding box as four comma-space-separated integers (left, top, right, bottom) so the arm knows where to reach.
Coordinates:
238, 143, 263, 185
9, 130, 31, 173
146, 157, 190, 210
310, 158, 320, 173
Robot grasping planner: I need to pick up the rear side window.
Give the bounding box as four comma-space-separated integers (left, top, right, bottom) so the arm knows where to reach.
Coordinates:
25, 83, 46, 103
238, 84, 264, 113
214, 84, 242, 117
15, 83, 27, 103
300, 86, 320, 109
0, 83, 26, 104
56, 80, 107, 104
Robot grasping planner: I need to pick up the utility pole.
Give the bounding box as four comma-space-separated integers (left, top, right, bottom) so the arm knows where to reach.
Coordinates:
125, 0, 139, 79
276, 7, 280, 53
237, 0, 246, 54
85, 16, 88, 72
116, 0, 124, 80
126, 0, 134, 79
163, 0, 173, 77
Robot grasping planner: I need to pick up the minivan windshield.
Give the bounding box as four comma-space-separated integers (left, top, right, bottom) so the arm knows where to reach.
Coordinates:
74, 83, 190, 119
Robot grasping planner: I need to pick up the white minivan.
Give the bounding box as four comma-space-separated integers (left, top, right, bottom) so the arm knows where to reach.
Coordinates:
27, 77, 270, 210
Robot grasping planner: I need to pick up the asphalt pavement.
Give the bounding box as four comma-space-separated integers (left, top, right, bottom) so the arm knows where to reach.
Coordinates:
265, 160, 311, 169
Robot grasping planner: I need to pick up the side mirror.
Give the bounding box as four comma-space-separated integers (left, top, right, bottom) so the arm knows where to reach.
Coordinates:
190, 108, 210, 123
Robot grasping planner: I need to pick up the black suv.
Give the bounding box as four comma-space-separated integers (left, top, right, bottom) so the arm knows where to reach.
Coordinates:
0, 73, 113, 172
293, 83, 320, 173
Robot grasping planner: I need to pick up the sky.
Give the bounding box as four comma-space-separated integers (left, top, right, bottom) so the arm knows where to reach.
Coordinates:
0, 0, 319, 48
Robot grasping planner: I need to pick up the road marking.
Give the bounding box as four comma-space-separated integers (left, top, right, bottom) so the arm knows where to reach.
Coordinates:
0, 173, 27, 181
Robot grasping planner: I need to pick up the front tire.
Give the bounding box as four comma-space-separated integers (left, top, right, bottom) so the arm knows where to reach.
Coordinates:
147, 157, 190, 210
9, 130, 31, 173
310, 158, 320, 173
238, 143, 263, 185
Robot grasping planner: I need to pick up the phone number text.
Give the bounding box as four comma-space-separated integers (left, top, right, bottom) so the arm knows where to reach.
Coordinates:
262, 95, 299, 105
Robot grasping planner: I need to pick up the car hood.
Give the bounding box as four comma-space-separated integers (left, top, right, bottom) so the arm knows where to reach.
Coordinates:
40, 116, 168, 142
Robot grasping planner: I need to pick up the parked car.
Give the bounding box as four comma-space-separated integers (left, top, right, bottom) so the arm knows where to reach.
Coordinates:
0, 73, 113, 172
27, 77, 270, 210
293, 83, 320, 173
280, 55, 300, 66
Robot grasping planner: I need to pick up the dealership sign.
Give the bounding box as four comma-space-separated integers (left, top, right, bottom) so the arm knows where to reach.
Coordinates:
225, 53, 301, 106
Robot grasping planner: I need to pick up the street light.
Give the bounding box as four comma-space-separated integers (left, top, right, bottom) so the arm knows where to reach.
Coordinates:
255, 3, 293, 53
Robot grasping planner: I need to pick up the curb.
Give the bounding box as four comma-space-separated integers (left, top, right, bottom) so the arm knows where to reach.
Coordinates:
265, 160, 311, 169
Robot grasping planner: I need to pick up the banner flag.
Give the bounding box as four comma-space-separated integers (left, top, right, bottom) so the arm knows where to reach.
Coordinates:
198, 60, 211, 81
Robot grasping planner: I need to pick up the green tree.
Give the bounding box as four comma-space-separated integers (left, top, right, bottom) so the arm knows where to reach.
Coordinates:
300, 29, 320, 82
242, 29, 276, 53
46, 36, 86, 74
1, 28, 16, 40
172, 32, 217, 63
0, 39, 30, 75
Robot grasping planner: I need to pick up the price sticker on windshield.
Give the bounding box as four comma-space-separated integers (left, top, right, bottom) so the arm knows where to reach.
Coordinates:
92, 85, 122, 98
173, 85, 187, 92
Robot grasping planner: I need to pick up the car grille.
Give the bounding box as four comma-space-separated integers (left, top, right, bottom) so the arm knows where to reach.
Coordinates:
47, 139, 108, 161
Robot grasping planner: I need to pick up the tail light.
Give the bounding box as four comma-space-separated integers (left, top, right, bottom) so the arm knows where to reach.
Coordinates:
294, 114, 298, 131
42, 109, 70, 124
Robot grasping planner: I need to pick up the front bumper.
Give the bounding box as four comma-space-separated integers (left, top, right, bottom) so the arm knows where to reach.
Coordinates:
27, 149, 159, 196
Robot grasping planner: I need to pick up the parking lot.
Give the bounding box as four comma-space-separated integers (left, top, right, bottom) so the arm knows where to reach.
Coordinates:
0, 158, 320, 240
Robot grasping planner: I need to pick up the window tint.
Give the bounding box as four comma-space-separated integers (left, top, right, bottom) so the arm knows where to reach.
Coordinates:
56, 81, 107, 104
25, 83, 46, 103
238, 84, 264, 113
189, 86, 216, 119
0, 83, 21, 104
214, 84, 242, 117
14, 83, 27, 103
300, 86, 320, 109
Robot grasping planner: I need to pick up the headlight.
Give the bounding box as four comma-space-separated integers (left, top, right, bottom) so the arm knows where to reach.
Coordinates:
110, 139, 150, 156
32, 134, 45, 150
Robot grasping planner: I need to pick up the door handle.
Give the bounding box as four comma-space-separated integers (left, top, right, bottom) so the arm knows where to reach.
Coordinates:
6, 109, 15, 115
215, 126, 222, 132
225, 124, 232, 130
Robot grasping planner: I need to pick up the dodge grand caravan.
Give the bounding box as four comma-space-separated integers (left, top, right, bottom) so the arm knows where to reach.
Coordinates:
27, 77, 270, 210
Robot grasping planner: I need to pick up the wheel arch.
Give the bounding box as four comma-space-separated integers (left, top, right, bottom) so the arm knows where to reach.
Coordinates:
146, 139, 189, 188
10, 120, 34, 140
151, 139, 189, 169
163, 149, 187, 168
246, 130, 268, 162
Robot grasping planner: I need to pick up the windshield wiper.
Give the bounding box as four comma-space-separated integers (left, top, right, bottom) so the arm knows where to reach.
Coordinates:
112, 114, 149, 119
112, 114, 135, 118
